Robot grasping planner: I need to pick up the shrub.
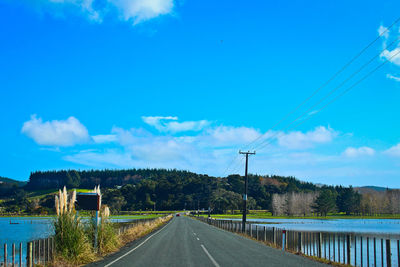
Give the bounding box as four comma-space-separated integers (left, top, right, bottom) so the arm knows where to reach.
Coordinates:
53, 187, 95, 264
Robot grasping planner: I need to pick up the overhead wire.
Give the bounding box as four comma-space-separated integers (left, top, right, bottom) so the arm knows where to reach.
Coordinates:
252, 36, 400, 152
255, 45, 400, 152
223, 17, 400, 176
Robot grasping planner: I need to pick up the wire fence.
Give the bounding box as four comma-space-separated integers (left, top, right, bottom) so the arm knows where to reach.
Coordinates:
198, 217, 400, 267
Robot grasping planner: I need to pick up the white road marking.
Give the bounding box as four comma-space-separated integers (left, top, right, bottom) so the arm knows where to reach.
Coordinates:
104, 221, 171, 267
201, 244, 221, 267
196, 237, 200, 241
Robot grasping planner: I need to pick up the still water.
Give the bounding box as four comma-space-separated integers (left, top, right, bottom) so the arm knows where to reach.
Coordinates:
248, 218, 400, 235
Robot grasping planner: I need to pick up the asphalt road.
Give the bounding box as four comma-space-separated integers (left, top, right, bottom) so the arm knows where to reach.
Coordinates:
87, 216, 328, 267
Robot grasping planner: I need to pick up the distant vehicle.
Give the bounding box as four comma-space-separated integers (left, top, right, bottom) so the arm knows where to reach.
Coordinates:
176, 213, 180, 217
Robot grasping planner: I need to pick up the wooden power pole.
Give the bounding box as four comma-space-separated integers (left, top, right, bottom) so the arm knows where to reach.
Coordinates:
239, 150, 256, 233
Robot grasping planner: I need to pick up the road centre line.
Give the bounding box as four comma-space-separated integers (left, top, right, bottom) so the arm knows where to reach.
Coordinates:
201, 244, 221, 267
103, 220, 171, 267
196, 237, 200, 241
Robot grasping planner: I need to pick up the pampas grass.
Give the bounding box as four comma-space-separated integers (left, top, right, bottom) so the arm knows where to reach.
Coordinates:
53, 187, 95, 265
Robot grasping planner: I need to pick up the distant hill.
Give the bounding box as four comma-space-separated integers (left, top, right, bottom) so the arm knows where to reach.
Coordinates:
0, 176, 26, 187
355, 186, 390, 194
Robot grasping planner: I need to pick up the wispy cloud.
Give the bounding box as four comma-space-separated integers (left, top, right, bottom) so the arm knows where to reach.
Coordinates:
30, 0, 175, 25
141, 116, 210, 133
384, 143, 400, 157
277, 126, 338, 150
92, 134, 118, 144
386, 73, 400, 82
379, 25, 400, 66
343, 146, 375, 158
21, 115, 90, 146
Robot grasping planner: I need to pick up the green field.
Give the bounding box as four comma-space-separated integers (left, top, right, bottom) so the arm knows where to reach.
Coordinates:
199, 210, 400, 219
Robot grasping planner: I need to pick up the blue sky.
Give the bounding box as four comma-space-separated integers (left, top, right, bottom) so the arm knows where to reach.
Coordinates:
1, 0, 400, 187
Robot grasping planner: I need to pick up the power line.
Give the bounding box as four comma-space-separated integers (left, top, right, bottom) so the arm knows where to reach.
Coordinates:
252, 37, 400, 152
222, 17, 400, 176
256, 46, 400, 152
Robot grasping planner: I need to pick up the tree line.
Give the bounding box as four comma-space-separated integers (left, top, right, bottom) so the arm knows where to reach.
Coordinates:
0, 169, 398, 216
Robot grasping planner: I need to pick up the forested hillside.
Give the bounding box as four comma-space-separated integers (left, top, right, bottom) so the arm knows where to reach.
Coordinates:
1, 169, 398, 215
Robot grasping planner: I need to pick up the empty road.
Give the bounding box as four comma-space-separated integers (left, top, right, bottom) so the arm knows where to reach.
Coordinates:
87, 216, 328, 267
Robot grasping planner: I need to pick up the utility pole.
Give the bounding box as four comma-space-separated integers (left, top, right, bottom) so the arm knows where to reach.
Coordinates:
239, 150, 256, 233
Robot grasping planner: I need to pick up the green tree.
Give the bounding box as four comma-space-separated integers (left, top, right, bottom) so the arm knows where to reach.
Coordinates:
313, 190, 337, 216
337, 186, 361, 215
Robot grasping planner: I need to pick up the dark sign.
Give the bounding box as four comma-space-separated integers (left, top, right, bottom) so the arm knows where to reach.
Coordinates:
76, 193, 100, 211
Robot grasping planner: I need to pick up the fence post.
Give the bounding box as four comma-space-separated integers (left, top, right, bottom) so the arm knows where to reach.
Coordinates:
256, 225, 258, 240
367, 237, 369, 267
27, 242, 32, 267
273, 227, 276, 245
360, 236, 363, 267
318, 233, 322, 258
264, 226, 267, 242
4, 243, 7, 267
386, 239, 391, 267
397, 240, 399, 267
381, 239, 384, 266
12, 243, 15, 267
354, 236, 357, 266
347, 235, 351, 265
298, 232, 302, 253
374, 238, 377, 267
282, 230, 286, 251
19, 243, 22, 267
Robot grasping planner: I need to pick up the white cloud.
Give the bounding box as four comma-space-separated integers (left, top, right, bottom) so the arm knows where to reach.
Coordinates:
343, 146, 375, 158
378, 25, 389, 39
205, 126, 264, 147
108, 0, 174, 25
386, 73, 400, 82
92, 134, 118, 144
141, 116, 210, 133
379, 25, 400, 66
32, 0, 175, 24
277, 126, 337, 149
21, 115, 90, 146
380, 47, 400, 66
384, 143, 400, 157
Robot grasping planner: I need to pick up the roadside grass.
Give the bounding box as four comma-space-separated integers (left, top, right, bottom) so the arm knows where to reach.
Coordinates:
120, 215, 173, 246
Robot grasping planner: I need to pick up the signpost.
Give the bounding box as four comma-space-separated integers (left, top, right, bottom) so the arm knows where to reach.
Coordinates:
76, 193, 101, 251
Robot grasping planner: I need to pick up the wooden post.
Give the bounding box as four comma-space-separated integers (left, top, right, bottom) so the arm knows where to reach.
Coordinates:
333, 234, 335, 261
273, 227, 276, 245
367, 237, 369, 267
12, 243, 15, 267
256, 225, 259, 240
318, 233, 322, 258
354, 236, 357, 266
264, 226, 266, 242
328, 234, 331, 260
32, 240, 35, 265
397, 240, 399, 267
374, 238, 377, 267
381, 239, 384, 266
298, 232, 302, 253
347, 235, 351, 265
4, 243, 7, 267
27, 242, 32, 267
282, 230, 286, 251
360, 236, 363, 267
338, 235, 340, 263
19, 243, 22, 267
343, 235, 346, 263
386, 239, 391, 267
38, 239, 41, 265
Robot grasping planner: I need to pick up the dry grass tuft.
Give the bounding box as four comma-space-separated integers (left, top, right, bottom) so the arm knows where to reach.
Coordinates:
120, 216, 173, 245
